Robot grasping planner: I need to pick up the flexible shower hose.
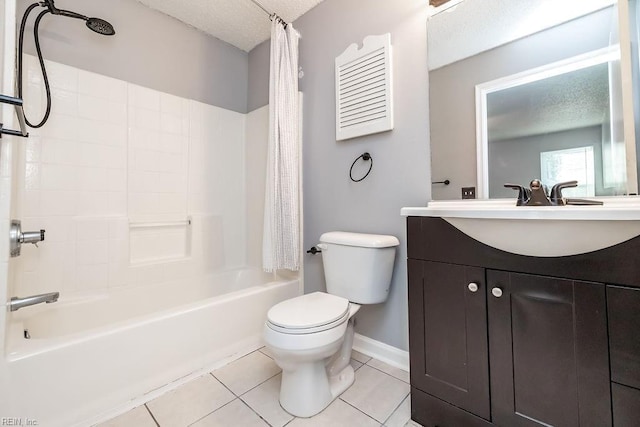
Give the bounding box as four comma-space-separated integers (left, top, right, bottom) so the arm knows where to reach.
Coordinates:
17, 3, 52, 128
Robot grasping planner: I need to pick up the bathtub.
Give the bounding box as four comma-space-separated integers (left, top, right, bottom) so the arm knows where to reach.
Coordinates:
1, 268, 299, 427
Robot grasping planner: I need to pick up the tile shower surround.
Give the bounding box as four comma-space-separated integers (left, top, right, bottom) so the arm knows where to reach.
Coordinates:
12, 55, 250, 298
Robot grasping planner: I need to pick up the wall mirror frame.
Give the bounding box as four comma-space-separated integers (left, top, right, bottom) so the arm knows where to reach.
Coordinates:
475, 45, 632, 198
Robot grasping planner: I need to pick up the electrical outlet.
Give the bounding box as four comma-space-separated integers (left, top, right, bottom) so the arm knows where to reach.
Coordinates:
462, 187, 476, 199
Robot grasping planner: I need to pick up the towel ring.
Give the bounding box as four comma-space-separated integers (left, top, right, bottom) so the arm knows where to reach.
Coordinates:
350, 152, 373, 182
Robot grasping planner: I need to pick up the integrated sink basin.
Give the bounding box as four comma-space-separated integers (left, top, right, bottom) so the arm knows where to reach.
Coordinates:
401, 198, 640, 257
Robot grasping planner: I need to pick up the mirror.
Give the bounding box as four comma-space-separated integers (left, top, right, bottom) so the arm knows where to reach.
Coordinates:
427, 1, 640, 200
477, 46, 633, 198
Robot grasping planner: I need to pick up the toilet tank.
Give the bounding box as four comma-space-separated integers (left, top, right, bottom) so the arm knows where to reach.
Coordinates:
319, 232, 400, 304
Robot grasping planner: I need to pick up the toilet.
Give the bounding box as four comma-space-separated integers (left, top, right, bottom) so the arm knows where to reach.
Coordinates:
263, 231, 399, 417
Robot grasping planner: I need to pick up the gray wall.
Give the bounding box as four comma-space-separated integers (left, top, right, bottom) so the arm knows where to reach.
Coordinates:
16, 0, 248, 113
430, 7, 616, 200
249, 0, 431, 351
247, 39, 269, 113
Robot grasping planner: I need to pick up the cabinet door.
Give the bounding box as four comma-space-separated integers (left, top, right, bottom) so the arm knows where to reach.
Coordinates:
608, 286, 640, 390
612, 383, 640, 426
487, 271, 611, 427
408, 260, 490, 420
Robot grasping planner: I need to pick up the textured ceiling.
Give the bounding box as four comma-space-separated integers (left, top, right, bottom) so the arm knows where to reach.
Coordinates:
487, 63, 610, 142
136, 0, 325, 52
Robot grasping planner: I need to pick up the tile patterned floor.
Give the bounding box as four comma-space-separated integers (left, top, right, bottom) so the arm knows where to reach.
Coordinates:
98, 348, 418, 427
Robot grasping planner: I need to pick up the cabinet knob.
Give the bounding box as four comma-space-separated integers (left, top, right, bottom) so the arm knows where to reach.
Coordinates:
468, 282, 479, 292
492, 287, 503, 298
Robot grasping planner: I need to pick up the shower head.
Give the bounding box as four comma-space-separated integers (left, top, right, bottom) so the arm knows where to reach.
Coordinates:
43, 0, 116, 35
86, 17, 116, 36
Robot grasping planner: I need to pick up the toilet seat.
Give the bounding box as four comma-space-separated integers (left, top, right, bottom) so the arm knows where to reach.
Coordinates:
267, 292, 350, 335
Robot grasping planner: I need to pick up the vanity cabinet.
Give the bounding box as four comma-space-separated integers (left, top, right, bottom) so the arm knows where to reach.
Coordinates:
407, 216, 640, 427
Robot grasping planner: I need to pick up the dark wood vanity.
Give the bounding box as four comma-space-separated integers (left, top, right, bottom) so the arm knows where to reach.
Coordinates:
407, 216, 640, 427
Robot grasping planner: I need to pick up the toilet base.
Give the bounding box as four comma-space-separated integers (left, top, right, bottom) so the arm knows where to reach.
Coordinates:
278, 317, 357, 418
328, 363, 355, 401
280, 362, 355, 418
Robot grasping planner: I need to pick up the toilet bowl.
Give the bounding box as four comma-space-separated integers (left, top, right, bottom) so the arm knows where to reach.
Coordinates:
263, 292, 360, 417
263, 231, 399, 418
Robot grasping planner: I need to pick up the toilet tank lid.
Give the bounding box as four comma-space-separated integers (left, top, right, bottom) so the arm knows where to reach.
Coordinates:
320, 231, 399, 248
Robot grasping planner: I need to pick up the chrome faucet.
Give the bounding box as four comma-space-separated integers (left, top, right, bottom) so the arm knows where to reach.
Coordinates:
504, 179, 603, 206
8, 292, 59, 311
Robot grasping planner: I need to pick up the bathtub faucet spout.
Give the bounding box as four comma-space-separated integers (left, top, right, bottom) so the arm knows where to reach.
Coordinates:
8, 292, 59, 311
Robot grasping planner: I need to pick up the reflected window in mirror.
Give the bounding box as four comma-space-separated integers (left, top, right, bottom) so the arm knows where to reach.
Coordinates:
540, 147, 596, 197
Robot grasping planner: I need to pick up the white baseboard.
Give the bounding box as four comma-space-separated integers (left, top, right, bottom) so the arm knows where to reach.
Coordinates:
352, 333, 409, 372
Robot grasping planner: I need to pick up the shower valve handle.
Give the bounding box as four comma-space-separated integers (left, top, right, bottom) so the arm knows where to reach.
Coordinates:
21, 229, 45, 245
9, 220, 45, 257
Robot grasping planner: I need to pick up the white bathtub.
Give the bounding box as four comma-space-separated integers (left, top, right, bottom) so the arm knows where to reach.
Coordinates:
1, 268, 299, 427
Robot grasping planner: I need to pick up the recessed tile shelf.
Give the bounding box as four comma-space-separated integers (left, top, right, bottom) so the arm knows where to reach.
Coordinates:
129, 217, 192, 264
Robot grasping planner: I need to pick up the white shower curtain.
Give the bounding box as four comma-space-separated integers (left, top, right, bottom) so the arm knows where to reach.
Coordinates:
263, 20, 300, 273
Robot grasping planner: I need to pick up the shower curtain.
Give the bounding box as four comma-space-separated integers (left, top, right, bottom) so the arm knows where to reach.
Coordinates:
263, 20, 300, 272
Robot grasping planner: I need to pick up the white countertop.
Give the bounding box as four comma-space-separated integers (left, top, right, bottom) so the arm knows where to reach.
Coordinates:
401, 197, 640, 221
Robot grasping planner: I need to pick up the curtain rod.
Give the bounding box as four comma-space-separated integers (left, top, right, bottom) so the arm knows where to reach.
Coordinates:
248, 0, 288, 27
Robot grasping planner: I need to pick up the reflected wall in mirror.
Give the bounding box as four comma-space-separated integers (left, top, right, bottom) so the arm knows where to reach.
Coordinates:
476, 46, 634, 198
427, 4, 638, 200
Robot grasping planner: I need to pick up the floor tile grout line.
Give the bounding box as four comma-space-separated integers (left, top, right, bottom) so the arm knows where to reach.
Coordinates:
209, 371, 241, 398
380, 392, 411, 426
248, 347, 268, 357
209, 348, 281, 397
354, 356, 373, 365
237, 390, 288, 427
236, 398, 275, 427
237, 370, 282, 398
282, 416, 297, 426
339, 396, 387, 425
205, 351, 285, 424
258, 347, 273, 359
341, 362, 410, 426
362, 361, 410, 384
235, 371, 298, 427
359, 353, 411, 380
144, 403, 161, 427
184, 396, 238, 427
